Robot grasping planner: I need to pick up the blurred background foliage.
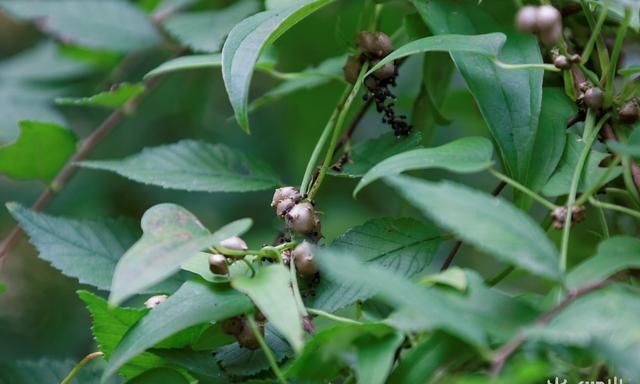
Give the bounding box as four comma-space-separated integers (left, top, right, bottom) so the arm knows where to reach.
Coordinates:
0, 0, 631, 368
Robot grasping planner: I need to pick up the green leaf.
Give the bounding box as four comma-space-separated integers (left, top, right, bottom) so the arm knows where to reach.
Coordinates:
232, 264, 304, 353
366, 33, 506, 76
55, 83, 145, 109
355, 137, 493, 195
385, 175, 562, 280
145, 54, 222, 79
248, 55, 345, 113
0, 120, 76, 182
310, 217, 443, 313
78, 291, 166, 379
103, 280, 252, 381
329, 131, 423, 179
593, 0, 640, 31
525, 88, 574, 195
0, 281, 5, 295
0, 42, 95, 81
354, 332, 404, 384
285, 323, 397, 381
314, 249, 482, 348
543, 133, 622, 197
215, 323, 290, 376
144, 52, 276, 79
567, 236, 640, 289
388, 334, 468, 384
164, 1, 260, 53
127, 368, 189, 384
222, 0, 335, 132
151, 349, 228, 383
419, 267, 468, 291
0, 1, 161, 52
80, 140, 281, 193
109, 203, 252, 305
412, 0, 545, 190
526, 285, 640, 379
7, 203, 136, 291
0, 358, 122, 384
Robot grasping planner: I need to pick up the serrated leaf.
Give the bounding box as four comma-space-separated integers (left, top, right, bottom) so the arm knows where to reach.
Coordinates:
103, 280, 252, 381
329, 131, 423, 179
80, 140, 281, 192
367, 33, 506, 76
78, 291, 166, 379
285, 323, 397, 381
412, 0, 545, 193
0, 1, 161, 52
127, 368, 189, 384
315, 250, 489, 348
0, 120, 76, 181
526, 285, 640, 379
249, 55, 345, 112
0, 42, 95, 81
385, 176, 562, 280
232, 264, 304, 353
222, 0, 335, 132
151, 349, 229, 383
355, 136, 493, 195
56, 83, 144, 109
567, 236, 640, 289
109, 203, 252, 305
0, 358, 122, 384
310, 217, 443, 313
8, 203, 136, 291
215, 323, 290, 376
164, 1, 260, 53
543, 133, 622, 197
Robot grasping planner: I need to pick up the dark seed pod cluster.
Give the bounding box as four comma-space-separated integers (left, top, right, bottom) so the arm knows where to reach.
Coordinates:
515, 5, 563, 47
343, 31, 412, 137
552, 206, 587, 230
221, 313, 265, 350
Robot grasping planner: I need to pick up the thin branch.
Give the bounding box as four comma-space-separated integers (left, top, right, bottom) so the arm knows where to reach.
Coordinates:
0, 72, 165, 264
61, 351, 104, 384
491, 276, 618, 376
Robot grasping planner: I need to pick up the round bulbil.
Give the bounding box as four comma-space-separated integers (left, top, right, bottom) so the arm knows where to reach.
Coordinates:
271, 186, 300, 208
208, 254, 229, 275
220, 236, 248, 251
343, 56, 362, 85
144, 295, 168, 309
285, 202, 320, 235
515, 6, 539, 33
583, 87, 604, 110
292, 241, 318, 276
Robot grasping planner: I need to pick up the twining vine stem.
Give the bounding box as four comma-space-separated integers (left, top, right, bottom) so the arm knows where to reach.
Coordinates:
491, 275, 619, 376
60, 351, 104, 384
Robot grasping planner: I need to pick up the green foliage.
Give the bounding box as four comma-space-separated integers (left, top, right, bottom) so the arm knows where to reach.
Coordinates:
3, 0, 640, 382
232, 265, 304, 353
0, 121, 76, 181
0, 1, 161, 52
81, 140, 281, 192
103, 280, 252, 381
385, 176, 562, 280
56, 83, 145, 110
108, 203, 251, 305
355, 136, 494, 195
222, 0, 336, 132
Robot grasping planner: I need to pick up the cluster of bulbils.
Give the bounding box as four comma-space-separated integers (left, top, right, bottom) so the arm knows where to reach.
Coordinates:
271, 186, 320, 277
343, 31, 412, 136
516, 4, 563, 47
517, 4, 640, 125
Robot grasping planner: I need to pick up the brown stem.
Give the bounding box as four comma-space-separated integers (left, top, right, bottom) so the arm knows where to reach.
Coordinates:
334, 97, 374, 154
0, 74, 165, 264
440, 181, 506, 271
490, 276, 618, 376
